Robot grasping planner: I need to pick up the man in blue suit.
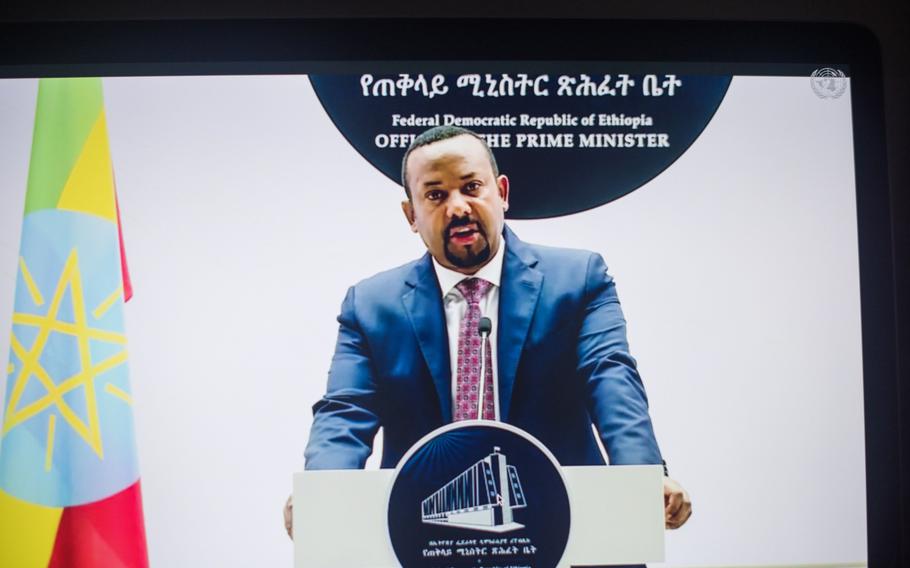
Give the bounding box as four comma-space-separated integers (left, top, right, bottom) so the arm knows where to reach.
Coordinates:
291, 126, 691, 535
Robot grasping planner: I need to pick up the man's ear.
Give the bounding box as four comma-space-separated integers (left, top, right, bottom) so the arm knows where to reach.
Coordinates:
401, 199, 418, 232
497, 175, 510, 212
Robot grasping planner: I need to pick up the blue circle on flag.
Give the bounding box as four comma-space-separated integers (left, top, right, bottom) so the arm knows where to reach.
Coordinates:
0, 209, 139, 506
388, 422, 570, 568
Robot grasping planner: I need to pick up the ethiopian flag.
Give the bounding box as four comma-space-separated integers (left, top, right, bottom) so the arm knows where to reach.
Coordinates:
0, 78, 148, 567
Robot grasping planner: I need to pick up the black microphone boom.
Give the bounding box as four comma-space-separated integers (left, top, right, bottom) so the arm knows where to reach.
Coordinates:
477, 317, 493, 420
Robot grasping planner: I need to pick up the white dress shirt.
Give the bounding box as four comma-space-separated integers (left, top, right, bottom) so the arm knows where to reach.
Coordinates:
431, 243, 505, 421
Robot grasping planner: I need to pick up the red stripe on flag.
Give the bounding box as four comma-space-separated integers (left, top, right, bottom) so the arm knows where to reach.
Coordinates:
113, 186, 133, 302
49, 481, 149, 568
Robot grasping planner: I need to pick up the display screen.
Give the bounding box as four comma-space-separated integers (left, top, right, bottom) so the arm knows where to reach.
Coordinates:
0, 62, 870, 567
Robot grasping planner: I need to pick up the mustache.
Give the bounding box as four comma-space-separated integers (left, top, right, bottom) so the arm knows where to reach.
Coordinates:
444, 216, 486, 240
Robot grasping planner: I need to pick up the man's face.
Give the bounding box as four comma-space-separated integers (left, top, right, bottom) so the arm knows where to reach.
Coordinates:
402, 135, 510, 274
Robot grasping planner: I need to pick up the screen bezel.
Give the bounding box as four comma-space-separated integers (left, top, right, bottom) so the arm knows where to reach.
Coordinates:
0, 18, 899, 564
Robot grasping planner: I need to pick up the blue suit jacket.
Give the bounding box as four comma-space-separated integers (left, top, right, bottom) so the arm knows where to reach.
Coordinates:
304, 227, 663, 470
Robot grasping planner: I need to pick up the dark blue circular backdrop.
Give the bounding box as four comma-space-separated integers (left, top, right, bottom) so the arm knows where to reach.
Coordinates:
388, 422, 570, 568
311, 72, 731, 218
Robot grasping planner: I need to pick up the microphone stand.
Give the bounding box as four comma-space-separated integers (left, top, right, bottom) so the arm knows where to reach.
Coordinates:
477, 316, 492, 421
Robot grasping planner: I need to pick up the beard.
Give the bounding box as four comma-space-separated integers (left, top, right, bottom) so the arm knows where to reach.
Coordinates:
445, 240, 491, 269
443, 216, 491, 269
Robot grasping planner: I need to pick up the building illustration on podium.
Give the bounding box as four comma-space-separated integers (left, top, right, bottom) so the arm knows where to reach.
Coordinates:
420, 447, 527, 533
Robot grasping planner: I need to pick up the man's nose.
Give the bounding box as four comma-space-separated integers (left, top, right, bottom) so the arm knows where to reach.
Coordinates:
446, 191, 471, 218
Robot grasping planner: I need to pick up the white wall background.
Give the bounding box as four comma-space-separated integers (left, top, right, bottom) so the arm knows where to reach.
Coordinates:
0, 75, 865, 567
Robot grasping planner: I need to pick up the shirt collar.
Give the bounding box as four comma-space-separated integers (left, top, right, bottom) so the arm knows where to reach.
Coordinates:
432, 240, 506, 297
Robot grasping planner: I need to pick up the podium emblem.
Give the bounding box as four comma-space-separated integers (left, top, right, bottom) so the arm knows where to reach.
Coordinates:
388, 422, 570, 568
420, 446, 527, 533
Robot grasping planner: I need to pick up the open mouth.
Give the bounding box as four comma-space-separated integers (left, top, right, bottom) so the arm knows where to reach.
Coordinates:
449, 224, 477, 237
448, 223, 480, 244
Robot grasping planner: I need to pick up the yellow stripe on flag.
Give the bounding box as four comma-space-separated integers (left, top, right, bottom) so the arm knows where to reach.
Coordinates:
56, 111, 117, 222
18, 256, 45, 306
0, 488, 63, 568
93, 285, 124, 320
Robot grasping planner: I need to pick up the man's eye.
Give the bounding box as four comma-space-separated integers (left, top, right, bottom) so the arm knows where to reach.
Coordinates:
464, 181, 481, 193
426, 190, 445, 201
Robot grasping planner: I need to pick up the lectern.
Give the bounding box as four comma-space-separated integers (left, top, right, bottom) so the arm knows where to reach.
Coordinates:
294, 422, 664, 568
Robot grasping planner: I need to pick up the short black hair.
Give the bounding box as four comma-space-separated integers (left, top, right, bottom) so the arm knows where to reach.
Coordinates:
400, 125, 499, 199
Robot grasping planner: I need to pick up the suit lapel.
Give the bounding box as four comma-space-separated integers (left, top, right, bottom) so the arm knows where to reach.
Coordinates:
497, 227, 543, 421
402, 254, 452, 422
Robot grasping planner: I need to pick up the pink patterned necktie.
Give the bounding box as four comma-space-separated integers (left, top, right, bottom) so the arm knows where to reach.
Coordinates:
453, 278, 495, 421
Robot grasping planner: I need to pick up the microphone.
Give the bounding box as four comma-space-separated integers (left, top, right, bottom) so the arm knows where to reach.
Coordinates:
478, 317, 492, 337
477, 317, 493, 421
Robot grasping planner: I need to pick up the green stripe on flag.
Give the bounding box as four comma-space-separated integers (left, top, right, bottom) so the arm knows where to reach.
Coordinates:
25, 78, 104, 215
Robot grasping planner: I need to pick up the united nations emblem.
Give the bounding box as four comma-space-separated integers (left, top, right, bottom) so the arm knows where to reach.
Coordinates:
810, 68, 848, 99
